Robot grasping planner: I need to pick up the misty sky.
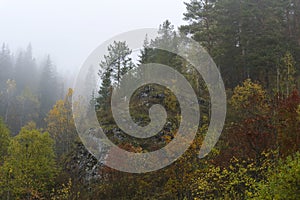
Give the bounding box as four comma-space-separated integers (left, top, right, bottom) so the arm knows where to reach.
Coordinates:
0, 0, 187, 75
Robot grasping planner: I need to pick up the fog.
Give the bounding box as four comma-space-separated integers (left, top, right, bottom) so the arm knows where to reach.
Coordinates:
0, 0, 187, 76
1, 0, 300, 198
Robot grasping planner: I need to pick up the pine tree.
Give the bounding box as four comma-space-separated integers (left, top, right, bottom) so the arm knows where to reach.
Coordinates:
96, 41, 134, 110
180, 0, 217, 55
100, 41, 134, 86
180, 0, 294, 88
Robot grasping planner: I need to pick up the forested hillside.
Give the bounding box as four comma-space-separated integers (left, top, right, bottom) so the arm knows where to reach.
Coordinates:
0, 0, 300, 199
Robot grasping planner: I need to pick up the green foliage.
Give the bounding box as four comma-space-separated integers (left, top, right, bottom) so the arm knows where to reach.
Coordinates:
97, 69, 112, 111
0, 118, 10, 163
99, 41, 134, 86
1, 1, 300, 199
97, 41, 134, 110
252, 152, 300, 200
181, 0, 299, 88
180, 0, 217, 55
0, 122, 58, 199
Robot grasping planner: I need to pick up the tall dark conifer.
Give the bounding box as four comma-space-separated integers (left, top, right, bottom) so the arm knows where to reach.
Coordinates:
38, 55, 59, 125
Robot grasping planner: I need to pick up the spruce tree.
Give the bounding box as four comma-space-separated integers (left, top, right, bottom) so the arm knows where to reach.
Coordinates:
97, 69, 112, 110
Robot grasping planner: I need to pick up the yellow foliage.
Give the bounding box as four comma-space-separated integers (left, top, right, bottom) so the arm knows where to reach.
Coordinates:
230, 79, 269, 116
46, 88, 77, 157
191, 151, 276, 199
